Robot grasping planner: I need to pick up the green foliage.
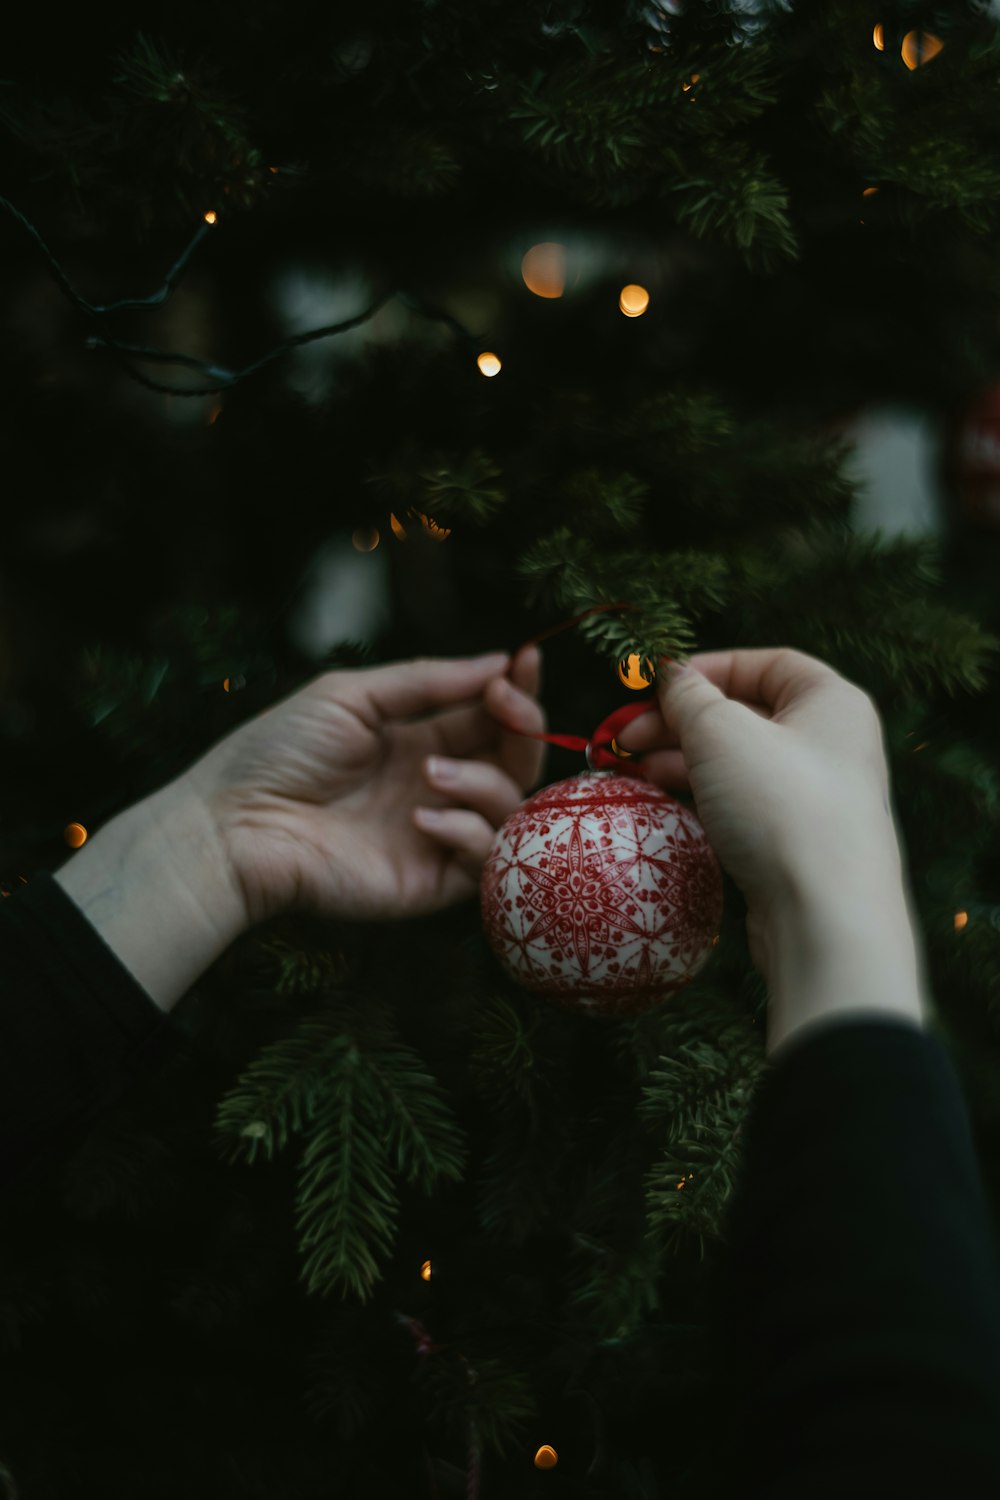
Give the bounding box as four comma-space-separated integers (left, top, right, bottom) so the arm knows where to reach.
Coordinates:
214, 1016, 468, 1302
366, 446, 507, 525
639, 1025, 764, 1261
507, 40, 787, 227
670, 145, 800, 272
516, 525, 714, 669
469, 992, 578, 1244
560, 467, 651, 534
416, 1347, 538, 1461
72, 602, 279, 775
814, 23, 1000, 236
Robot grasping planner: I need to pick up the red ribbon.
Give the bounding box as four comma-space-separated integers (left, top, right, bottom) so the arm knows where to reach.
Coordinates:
496, 602, 672, 781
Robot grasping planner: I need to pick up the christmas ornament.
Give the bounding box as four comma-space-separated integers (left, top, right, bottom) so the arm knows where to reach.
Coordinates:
480, 769, 722, 1020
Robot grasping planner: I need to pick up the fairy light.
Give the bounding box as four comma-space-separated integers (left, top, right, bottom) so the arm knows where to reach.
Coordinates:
222, 675, 246, 693
522, 243, 566, 299
64, 823, 88, 848
534, 1446, 558, 1470
420, 1259, 432, 1281
477, 351, 502, 377
352, 527, 380, 551
955, 911, 969, 931
203, 210, 218, 225
863, 187, 879, 199
619, 284, 650, 318
617, 653, 656, 689
873, 23, 885, 50
902, 31, 943, 70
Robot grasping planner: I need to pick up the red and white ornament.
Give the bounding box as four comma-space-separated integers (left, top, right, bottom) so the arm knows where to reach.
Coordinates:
480, 770, 723, 1020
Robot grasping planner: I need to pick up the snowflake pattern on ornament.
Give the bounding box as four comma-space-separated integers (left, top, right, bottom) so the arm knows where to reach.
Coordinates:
480, 771, 723, 1020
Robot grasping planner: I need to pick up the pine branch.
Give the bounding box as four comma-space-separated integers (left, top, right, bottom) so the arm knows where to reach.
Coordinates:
364, 1043, 469, 1193
215, 1016, 469, 1301
415, 1348, 537, 1462
213, 1019, 357, 1166
669, 145, 800, 272
470, 993, 578, 1244
295, 1082, 398, 1304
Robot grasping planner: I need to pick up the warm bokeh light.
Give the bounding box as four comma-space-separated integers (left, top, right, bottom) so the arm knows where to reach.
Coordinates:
902, 30, 944, 69
619, 284, 650, 318
610, 737, 633, 759
204, 210, 218, 224
352, 527, 380, 551
477, 351, 502, 377
410, 508, 452, 541
873, 23, 885, 51
222, 675, 246, 693
64, 823, 88, 849
522, 242, 567, 299
862, 187, 879, 199
534, 1446, 558, 1470
420, 1259, 432, 1281
618, 653, 656, 690
207, 401, 223, 425
955, 911, 969, 931
682, 72, 700, 92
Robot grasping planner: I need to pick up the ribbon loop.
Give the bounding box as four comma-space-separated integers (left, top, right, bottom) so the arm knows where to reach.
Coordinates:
497, 603, 662, 781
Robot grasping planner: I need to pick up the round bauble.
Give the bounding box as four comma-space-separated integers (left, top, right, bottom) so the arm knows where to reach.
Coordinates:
480, 770, 723, 1020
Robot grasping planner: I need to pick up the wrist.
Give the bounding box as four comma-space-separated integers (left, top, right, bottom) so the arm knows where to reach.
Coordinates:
763, 876, 931, 1061
52, 775, 250, 1013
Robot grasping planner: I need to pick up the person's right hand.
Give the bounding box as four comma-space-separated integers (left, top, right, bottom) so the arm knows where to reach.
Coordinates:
613, 647, 906, 984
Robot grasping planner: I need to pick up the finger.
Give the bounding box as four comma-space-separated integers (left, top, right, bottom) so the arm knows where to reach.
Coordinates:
351, 652, 511, 722
484, 642, 545, 792
673, 648, 847, 717
422, 753, 528, 830
413, 804, 498, 879
633, 748, 691, 791
434, 644, 545, 775
615, 695, 772, 752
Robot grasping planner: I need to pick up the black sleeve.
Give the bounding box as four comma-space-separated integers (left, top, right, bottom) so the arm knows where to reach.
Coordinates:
717, 1016, 1000, 1496
0, 870, 196, 1195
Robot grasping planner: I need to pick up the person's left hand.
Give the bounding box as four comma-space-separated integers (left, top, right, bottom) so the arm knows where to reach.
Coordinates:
185, 645, 546, 927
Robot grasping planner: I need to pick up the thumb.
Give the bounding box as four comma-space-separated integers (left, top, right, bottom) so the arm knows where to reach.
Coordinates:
656, 656, 724, 738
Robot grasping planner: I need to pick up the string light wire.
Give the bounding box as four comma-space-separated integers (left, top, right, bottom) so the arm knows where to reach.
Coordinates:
0, 194, 484, 395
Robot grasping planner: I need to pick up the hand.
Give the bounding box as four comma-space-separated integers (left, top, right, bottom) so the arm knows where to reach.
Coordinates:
185, 645, 546, 927
614, 647, 905, 983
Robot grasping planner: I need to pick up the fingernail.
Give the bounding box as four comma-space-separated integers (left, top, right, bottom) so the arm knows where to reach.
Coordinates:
416, 805, 443, 823
427, 756, 458, 784
658, 655, 691, 686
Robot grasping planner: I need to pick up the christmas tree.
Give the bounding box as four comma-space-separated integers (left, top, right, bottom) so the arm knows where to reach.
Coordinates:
3, 2, 1000, 1495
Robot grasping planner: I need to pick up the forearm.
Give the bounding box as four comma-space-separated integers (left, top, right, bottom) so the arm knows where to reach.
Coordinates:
52, 776, 249, 1014
764, 860, 932, 1062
